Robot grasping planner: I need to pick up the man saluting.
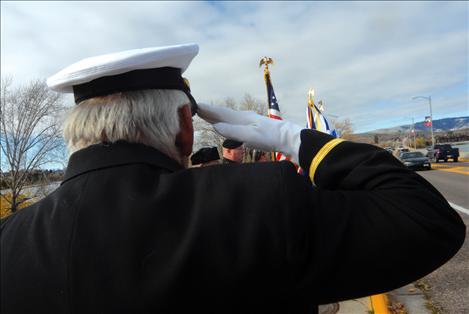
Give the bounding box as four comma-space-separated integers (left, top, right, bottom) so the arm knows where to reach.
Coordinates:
1, 43, 465, 314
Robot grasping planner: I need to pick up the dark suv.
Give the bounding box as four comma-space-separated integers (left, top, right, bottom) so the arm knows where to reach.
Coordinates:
427, 144, 459, 162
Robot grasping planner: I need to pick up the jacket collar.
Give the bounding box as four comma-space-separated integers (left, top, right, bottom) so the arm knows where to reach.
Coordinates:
62, 141, 183, 184
222, 157, 238, 164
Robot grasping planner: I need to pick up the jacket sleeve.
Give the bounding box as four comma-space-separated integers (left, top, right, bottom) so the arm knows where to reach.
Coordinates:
282, 129, 466, 304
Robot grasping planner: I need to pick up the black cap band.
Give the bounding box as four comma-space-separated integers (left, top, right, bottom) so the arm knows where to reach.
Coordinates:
72, 67, 197, 113
222, 139, 243, 149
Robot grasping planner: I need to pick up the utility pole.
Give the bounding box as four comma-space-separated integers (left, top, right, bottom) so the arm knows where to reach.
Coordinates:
429, 96, 435, 147
412, 96, 435, 147
412, 117, 416, 150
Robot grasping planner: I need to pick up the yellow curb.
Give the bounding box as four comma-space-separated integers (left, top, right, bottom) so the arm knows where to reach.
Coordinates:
370, 294, 390, 314
431, 164, 457, 169
434, 167, 469, 176
431, 163, 469, 173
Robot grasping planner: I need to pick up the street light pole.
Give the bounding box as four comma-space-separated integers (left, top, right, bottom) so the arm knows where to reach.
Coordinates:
412, 96, 435, 147
428, 96, 435, 147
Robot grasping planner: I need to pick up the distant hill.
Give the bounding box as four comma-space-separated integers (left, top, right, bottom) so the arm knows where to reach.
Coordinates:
367, 116, 469, 134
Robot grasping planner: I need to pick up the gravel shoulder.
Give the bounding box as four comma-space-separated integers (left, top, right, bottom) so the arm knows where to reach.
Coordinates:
419, 212, 469, 314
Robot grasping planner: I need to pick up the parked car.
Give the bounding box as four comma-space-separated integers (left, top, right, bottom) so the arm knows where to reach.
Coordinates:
398, 151, 431, 170
393, 147, 409, 157
426, 144, 459, 162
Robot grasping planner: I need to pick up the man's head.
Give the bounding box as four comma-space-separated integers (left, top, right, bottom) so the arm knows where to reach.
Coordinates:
63, 90, 193, 165
222, 139, 244, 163
47, 44, 199, 167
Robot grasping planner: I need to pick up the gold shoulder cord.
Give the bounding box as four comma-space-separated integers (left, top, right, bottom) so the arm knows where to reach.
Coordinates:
309, 138, 345, 186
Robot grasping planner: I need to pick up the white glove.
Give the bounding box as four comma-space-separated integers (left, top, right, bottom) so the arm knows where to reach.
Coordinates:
197, 103, 303, 164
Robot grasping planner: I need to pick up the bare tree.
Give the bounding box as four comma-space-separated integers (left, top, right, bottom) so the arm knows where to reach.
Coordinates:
193, 116, 224, 151
239, 93, 265, 115
224, 97, 237, 110
334, 118, 355, 140
193, 98, 235, 151
193, 94, 266, 149
1, 77, 66, 213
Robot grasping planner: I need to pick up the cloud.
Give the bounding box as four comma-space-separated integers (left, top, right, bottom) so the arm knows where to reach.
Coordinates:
1, 1, 467, 133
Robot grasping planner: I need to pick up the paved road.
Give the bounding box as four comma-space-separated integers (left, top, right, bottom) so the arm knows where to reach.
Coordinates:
418, 161, 469, 208
410, 162, 469, 313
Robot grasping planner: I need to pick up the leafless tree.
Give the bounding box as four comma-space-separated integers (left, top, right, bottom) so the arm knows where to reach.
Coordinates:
193, 94, 266, 162
193, 98, 230, 151
224, 97, 237, 110
239, 93, 265, 115
334, 118, 355, 140
193, 116, 224, 152
193, 94, 266, 148
1, 77, 66, 212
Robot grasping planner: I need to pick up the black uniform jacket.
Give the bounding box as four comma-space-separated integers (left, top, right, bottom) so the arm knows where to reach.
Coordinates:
1, 130, 465, 314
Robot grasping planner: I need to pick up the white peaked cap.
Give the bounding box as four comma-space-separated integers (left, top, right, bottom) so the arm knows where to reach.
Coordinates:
47, 43, 199, 94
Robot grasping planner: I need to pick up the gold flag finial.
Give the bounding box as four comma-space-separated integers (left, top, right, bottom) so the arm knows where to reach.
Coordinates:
259, 57, 274, 72
308, 88, 324, 112
308, 88, 315, 107
317, 100, 324, 112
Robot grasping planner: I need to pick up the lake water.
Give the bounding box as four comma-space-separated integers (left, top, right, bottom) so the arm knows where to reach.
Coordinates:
452, 142, 469, 153
1, 182, 60, 197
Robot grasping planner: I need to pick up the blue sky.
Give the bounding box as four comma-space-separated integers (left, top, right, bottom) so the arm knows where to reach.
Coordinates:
1, 1, 468, 133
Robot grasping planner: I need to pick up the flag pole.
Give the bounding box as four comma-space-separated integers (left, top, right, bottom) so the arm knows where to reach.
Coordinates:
259, 57, 276, 161
307, 88, 315, 129
259, 56, 274, 109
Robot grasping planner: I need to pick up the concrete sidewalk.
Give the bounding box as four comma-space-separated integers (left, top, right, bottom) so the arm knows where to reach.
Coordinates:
387, 283, 433, 314
319, 297, 372, 314
319, 297, 370, 314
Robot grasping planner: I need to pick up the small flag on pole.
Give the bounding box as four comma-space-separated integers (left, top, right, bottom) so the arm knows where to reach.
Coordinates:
259, 57, 294, 163
306, 89, 337, 137
264, 66, 290, 161
424, 116, 432, 127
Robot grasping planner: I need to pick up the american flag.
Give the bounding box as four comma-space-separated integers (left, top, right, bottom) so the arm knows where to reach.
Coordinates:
264, 71, 291, 162
424, 116, 432, 127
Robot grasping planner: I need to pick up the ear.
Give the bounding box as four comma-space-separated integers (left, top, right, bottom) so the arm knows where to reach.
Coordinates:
175, 104, 194, 157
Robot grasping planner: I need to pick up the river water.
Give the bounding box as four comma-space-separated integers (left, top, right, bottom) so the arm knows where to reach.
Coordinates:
452, 142, 469, 153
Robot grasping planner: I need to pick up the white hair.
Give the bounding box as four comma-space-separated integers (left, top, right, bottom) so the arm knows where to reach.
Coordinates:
63, 89, 189, 162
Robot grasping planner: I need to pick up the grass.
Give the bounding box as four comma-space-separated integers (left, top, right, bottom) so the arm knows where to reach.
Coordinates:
0, 193, 32, 219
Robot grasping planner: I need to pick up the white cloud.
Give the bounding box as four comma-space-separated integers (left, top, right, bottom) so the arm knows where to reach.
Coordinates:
1, 1, 467, 133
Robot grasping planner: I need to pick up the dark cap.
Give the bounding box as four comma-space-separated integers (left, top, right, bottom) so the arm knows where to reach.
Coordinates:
222, 139, 243, 149
191, 147, 220, 165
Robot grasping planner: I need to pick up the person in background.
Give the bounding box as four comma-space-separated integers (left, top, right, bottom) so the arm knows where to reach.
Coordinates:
191, 146, 220, 167
252, 149, 270, 162
222, 139, 244, 163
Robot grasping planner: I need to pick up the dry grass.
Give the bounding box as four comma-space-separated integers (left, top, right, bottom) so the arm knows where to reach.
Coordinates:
0, 193, 32, 219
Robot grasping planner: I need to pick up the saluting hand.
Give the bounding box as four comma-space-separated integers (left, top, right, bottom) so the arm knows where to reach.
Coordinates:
197, 103, 303, 164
